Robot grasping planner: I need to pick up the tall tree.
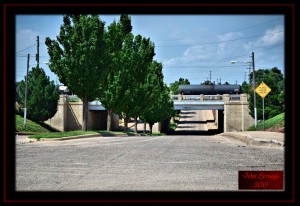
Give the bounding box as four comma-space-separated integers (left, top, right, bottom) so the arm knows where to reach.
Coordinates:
141, 84, 174, 134
169, 78, 190, 95
131, 60, 164, 133
18, 67, 59, 122
99, 15, 132, 131
118, 34, 155, 131
45, 15, 106, 131
100, 33, 155, 132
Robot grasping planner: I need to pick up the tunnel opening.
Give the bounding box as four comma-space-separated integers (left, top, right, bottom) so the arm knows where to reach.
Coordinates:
167, 109, 224, 136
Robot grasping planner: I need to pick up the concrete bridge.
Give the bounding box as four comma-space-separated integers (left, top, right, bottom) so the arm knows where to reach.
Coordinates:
45, 93, 253, 133
171, 93, 254, 132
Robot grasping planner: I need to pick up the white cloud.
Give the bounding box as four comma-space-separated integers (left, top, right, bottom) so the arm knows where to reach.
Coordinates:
216, 32, 243, 55
257, 25, 284, 46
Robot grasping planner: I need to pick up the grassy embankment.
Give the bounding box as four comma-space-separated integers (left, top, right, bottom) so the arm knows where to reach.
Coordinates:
247, 112, 284, 132
169, 112, 181, 131
16, 114, 163, 139
16, 114, 60, 134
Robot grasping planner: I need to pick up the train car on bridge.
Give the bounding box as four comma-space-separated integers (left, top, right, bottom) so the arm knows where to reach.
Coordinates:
178, 84, 242, 95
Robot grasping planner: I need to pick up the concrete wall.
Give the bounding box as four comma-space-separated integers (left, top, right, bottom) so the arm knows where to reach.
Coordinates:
45, 95, 67, 131
223, 93, 253, 132
66, 102, 83, 131
45, 95, 119, 131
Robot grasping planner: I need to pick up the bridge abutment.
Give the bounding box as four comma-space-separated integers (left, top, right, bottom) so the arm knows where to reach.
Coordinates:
45, 95, 119, 131
223, 93, 253, 132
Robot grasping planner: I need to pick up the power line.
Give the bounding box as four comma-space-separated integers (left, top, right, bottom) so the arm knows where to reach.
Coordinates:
157, 31, 284, 47
16, 44, 36, 54
162, 41, 284, 66
156, 17, 282, 42
17, 55, 36, 58
255, 42, 283, 53
163, 65, 252, 68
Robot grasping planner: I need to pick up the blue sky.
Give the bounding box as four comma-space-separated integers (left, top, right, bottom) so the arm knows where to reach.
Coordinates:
16, 15, 284, 86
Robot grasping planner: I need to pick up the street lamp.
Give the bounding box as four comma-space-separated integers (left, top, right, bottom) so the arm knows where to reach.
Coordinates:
230, 51, 257, 127
230, 60, 252, 84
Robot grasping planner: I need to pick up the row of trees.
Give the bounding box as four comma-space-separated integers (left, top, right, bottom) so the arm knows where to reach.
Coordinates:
45, 14, 173, 132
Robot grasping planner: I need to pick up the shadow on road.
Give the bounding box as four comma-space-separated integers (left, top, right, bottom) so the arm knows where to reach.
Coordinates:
167, 129, 221, 136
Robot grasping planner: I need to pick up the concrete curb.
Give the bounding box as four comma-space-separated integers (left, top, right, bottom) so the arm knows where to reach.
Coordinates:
220, 132, 284, 147
34, 133, 144, 142
39, 134, 103, 141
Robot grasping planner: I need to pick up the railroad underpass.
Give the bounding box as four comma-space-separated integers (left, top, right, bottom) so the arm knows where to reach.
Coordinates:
170, 110, 224, 135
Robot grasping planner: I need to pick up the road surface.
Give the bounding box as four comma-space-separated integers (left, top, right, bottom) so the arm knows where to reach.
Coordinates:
16, 135, 284, 191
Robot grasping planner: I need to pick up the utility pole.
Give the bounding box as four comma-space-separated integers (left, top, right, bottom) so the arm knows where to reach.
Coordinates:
248, 64, 251, 84
252, 51, 257, 127
209, 71, 212, 83
24, 53, 30, 128
36, 36, 39, 68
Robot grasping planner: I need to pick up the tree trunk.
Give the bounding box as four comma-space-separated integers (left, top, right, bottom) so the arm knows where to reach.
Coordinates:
82, 97, 89, 131
143, 122, 146, 134
134, 117, 138, 133
107, 110, 112, 131
149, 123, 153, 134
124, 116, 129, 132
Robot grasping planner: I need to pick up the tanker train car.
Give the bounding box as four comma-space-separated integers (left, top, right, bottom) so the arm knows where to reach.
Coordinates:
178, 84, 242, 95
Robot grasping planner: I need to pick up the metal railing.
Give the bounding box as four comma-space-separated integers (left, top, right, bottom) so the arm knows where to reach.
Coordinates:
172, 94, 240, 102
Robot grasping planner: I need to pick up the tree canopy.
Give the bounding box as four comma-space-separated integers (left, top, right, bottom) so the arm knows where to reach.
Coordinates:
169, 78, 190, 95
18, 67, 59, 122
45, 14, 106, 130
98, 15, 133, 131
247, 67, 284, 120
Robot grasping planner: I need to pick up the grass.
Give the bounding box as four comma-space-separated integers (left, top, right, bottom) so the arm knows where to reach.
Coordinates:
169, 112, 181, 131
29, 130, 165, 139
169, 123, 177, 130
30, 130, 101, 139
247, 112, 284, 131
16, 114, 59, 134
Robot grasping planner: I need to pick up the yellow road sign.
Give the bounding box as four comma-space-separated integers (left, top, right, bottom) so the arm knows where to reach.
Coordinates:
255, 81, 271, 98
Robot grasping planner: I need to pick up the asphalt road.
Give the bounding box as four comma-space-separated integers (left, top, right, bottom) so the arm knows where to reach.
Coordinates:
16, 135, 284, 191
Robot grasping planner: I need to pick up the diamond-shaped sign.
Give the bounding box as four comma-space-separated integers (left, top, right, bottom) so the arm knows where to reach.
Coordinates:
255, 81, 271, 98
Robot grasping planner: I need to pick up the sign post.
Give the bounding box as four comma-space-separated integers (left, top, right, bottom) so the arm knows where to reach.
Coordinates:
255, 81, 271, 130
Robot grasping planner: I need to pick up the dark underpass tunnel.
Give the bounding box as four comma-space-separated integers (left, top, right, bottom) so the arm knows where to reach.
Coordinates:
167, 109, 224, 136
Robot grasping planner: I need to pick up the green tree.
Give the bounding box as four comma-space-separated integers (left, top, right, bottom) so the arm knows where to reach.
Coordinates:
118, 34, 155, 131
169, 78, 190, 95
45, 15, 106, 131
248, 67, 284, 120
101, 33, 155, 132
18, 67, 59, 122
201, 80, 213, 85
241, 81, 251, 94
15, 81, 23, 115
99, 15, 132, 131
141, 84, 174, 134
136, 60, 164, 133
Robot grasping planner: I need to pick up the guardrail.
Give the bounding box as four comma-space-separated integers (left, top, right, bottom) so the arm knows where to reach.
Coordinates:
172, 94, 240, 102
